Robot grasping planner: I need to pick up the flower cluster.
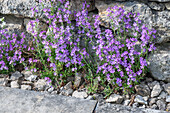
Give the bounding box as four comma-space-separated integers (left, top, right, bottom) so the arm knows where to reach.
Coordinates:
92, 6, 156, 92
0, 0, 157, 94
26, 0, 91, 86
0, 18, 27, 73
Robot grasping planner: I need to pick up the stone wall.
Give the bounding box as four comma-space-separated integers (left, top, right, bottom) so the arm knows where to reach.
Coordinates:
0, 0, 169, 82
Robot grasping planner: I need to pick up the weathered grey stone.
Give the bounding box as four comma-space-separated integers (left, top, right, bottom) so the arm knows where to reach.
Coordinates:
134, 95, 148, 105
60, 89, 73, 96
0, 74, 8, 78
95, 0, 153, 29
105, 94, 124, 104
151, 83, 162, 97
26, 75, 37, 82
21, 85, 31, 90
148, 2, 165, 10
74, 73, 82, 88
0, 14, 24, 35
95, 102, 169, 113
51, 91, 59, 95
145, 77, 153, 83
156, 99, 166, 110
143, 96, 149, 102
148, 43, 170, 82
163, 83, 170, 95
149, 98, 157, 106
166, 103, 170, 111
47, 87, 54, 93
0, 78, 7, 86
22, 81, 34, 86
139, 105, 146, 109
64, 81, 72, 90
24, 18, 48, 34
135, 84, 150, 96
152, 11, 170, 43
21, 70, 37, 82
165, 3, 170, 10
157, 91, 167, 99
10, 71, 23, 80
10, 81, 20, 88
123, 99, 130, 106
95, 0, 170, 43
0, 86, 97, 113
166, 96, 170, 102
148, 0, 170, 2
86, 95, 95, 100
150, 104, 158, 109
125, 94, 130, 99
72, 90, 88, 99
34, 79, 47, 91
92, 94, 104, 102
21, 70, 32, 78
147, 81, 159, 90
0, 0, 95, 22
133, 102, 139, 108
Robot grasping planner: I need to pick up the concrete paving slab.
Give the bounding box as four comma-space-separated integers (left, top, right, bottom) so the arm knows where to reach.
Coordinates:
0, 86, 97, 113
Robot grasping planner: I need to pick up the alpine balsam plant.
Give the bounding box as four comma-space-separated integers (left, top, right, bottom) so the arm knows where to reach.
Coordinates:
0, 17, 27, 74
0, 0, 156, 96
92, 6, 156, 95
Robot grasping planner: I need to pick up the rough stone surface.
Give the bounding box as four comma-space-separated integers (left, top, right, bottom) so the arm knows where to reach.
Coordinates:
95, 102, 169, 113
72, 90, 88, 99
148, 2, 165, 10
165, 3, 170, 10
95, 0, 153, 28
95, 0, 170, 43
0, 74, 8, 78
60, 89, 73, 96
64, 81, 72, 90
149, 98, 157, 106
0, 0, 95, 22
0, 14, 24, 35
152, 11, 170, 43
47, 87, 54, 93
26, 75, 37, 82
157, 91, 167, 99
166, 96, 170, 102
24, 18, 48, 34
0, 78, 7, 86
10, 81, 20, 88
156, 99, 166, 110
163, 83, 170, 95
21, 85, 31, 90
34, 79, 47, 91
135, 84, 150, 96
148, 81, 159, 90
134, 95, 148, 105
148, 0, 170, 2
133, 103, 139, 108
22, 81, 34, 86
166, 103, 170, 111
74, 73, 82, 88
105, 94, 124, 104
21, 71, 33, 78
151, 104, 158, 109
10, 71, 23, 80
123, 99, 130, 106
151, 83, 162, 97
0, 86, 97, 113
148, 43, 170, 82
